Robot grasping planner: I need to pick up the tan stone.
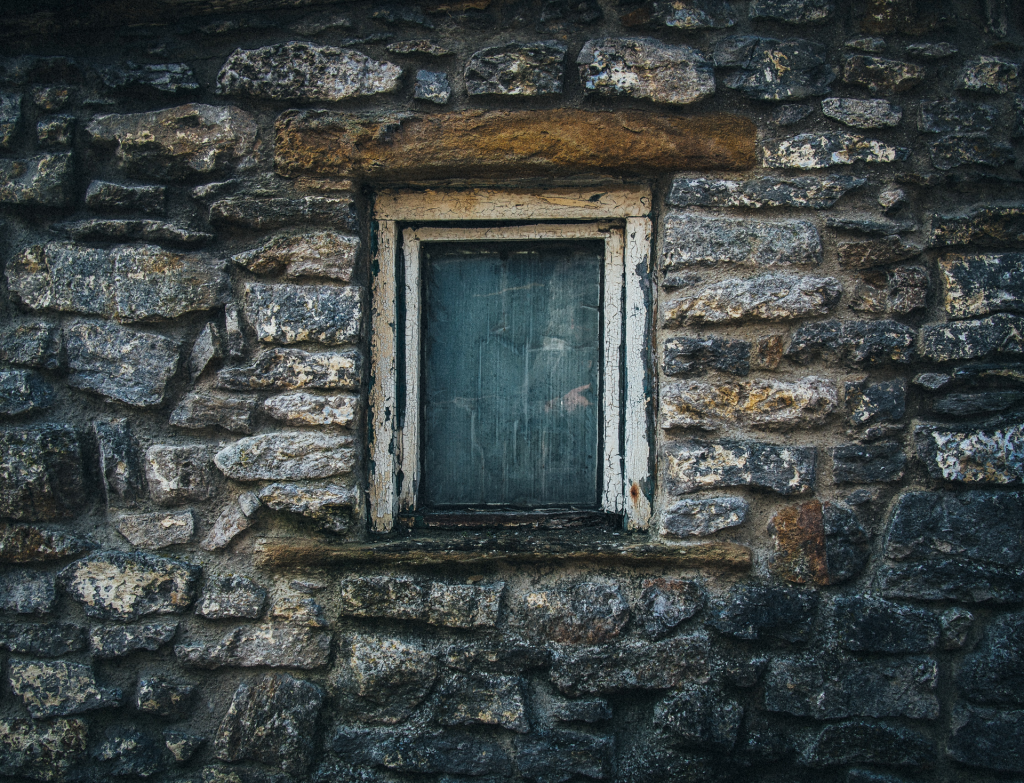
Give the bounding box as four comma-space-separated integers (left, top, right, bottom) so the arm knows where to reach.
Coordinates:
660, 377, 838, 430
768, 500, 829, 586
275, 109, 756, 181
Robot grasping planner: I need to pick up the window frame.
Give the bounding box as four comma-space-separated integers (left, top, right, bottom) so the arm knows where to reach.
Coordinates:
370, 187, 653, 533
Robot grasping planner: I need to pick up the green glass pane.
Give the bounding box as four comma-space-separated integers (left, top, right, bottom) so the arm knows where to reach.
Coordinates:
420, 240, 602, 508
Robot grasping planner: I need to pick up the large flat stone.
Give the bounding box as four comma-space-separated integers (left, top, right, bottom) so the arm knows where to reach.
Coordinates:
436, 673, 529, 732
662, 336, 751, 377
833, 596, 939, 653
258, 482, 358, 533
667, 174, 865, 209
64, 321, 179, 407
85, 180, 166, 214
661, 213, 821, 271
0, 523, 92, 564
8, 242, 225, 322
948, 705, 1024, 772
800, 720, 934, 767
60, 550, 200, 621
930, 206, 1024, 248
336, 635, 438, 723
176, 625, 331, 669
921, 314, 1024, 362
263, 391, 357, 427
524, 582, 630, 645
709, 584, 818, 642
842, 55, 925, 92
214, 431, 355, 481
762, 132, 908, 169
244, 282, 361, 345
957, 611, 1024, 705
231, 230, 358, 280
0, 153, 73, 207
8, 660, 122, 719
664, 438, 816, 495
0, 718, 87, 782
940, 252, 1024, 319
338, 576, 503, 629
86, 103, 258, 181
217, 348, 360, 391
209, 195, 357, 230
931, 134, 1014, 170
664, 274, 841, 325
465, 42, 566, 96
0, 622, 85, 657
714, 36, 835, 100
0, 425, 84, 521
660, 377, 838, 430
915, 421, 1024, 485
90, 622, 177, 658
578, 37, 714, 105
214, 674, 323, 776
786, 319, 917, 364
0, 370, 53, 416
275, 109, 756, 181
217, 42, 400, 101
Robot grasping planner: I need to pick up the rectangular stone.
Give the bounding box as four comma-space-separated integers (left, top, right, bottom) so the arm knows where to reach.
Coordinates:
940, 252, 1024, 319
214, 432, 355, 481
664, 274, 841, 325
931, 207, 1024, 248
217, 348, 361, 391
169, 391, 258, 434
661, 213, 821, 271
337, 576, 504, 629
0, 425, 85, 521
660, 377, 838, 431
275, 109, 756, 181
243, 283, 361, 345
175, 625, 331, 669
915, 421, 1024, 485
0, 152, 73, 207
664, 438, 816, 495
832, 442, 906, 483
921, 314, 1024, 361
667, 174, 866, 209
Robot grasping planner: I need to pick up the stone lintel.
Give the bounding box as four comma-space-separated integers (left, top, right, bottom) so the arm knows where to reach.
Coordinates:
254, 534, 752, 570
275, 109, 757, 182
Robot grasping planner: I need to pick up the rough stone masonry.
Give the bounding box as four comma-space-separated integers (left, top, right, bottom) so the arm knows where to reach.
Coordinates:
0, 0, 1023, 781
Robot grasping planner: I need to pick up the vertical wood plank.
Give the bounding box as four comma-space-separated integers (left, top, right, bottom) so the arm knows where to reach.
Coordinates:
624, 217, 652, 530
399, 230, 421, 510
369, 219, 398, 532
602, 228, 624, 513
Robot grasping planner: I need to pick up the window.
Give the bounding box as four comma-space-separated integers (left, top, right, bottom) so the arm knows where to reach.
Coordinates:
370, 188, 652, 533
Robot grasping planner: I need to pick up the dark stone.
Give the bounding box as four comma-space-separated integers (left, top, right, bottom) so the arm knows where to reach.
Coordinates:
660, 497, 747, 538
94, 419, 144, 507
32, 86, 73, 111
85, 180, 166, 215
386, 40, 453, 56
0, 522, 93, 564
98, 61, 199, 93
931, 134, 1014, 170
258, 482, 358, 534
664, 438, 816, 495
847, 379, 905, 425
217, 348, 361, 391
65, 322, 180, 407
209, 195, 358, 231
880, 560, 1024, 603
749, 0, 834, 24
823, 501, 871, 584
771, 103, 814, 125
8, 659, 122, 719
0, 569, 56, 613
170, 391, 258, 434
0, 370, 54, 416
92, 727, 163, 778
957, 611, 1024, 705
62, 551, 200, 621
0, 91, 19, 148
216, 42, 401, 101
58, 218, 213, 246
146, 445, 218, 504
336, 634, 438, 722
550, 633, 711, 696
435, 673, 529, 732
195, 576, 267, 620
850, 265, 927, 315
90, 622, 177, 658
833, 595, 939, 653
0, 718, 87, 781
907, 42, 958, 58
668, 174, 865, 209
832, 442, 906, 483
0, 153, 74, 207
116, 509, 195, 549
836, 235, 920, 269
948, 704, 1024, 772
515, 731, 614, 782
0, 322, 62, 370
930, 206, 1024, 248
466, 42, 567, 96
218, 669, 329, 770
915, 420, 1024, 485
550, 699, 612, 723
136, 676, 195, 718
654, 686, 742, 751
86, 104, 258, 181
919, 99, 997, 134
843, 55, 925, 92
786, 319, 918, 364
577, 38, 715, 106
764, 655, 939, 719
0, 425, 85, 521
958, 55, 1019, 94
662, 213, 821, 272
709, 584, 818, 643
373, 6, 434, 27
187, 323, 221, 381
933, 390, 1024, 416
330, 727, 509, 777
231, 230, 359, 281
176, 625, 332, 669
525, 582, 629, 645
35, 115, 73, 148
762, 132, 908, 169
0, 622, 86, 656
800, 721, 935, 766
821, 97, 902, 129
162, 732, 203, 763
244, 283, 362, 345
662, 336, 751, 377
715, 36, 835, 101
415, 70, 450, 104
940, 251, 1024, 319
941, 607, 974, 649
826, 215, 916, 235
921, 314, 1024, 361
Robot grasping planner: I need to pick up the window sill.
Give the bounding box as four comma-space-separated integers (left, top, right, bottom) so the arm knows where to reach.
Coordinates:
254, 531, 751, 571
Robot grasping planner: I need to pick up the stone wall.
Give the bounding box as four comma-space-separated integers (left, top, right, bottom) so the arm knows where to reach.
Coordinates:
1, 0, 1023, 781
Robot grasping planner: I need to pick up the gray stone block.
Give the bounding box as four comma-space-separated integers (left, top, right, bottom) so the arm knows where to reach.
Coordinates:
668, 174, 865, 209
664, 274, 841, 325
466, 41, 567, 96
215, 432, 355, 481
244, 282, 361, 345
664, 438, 816, 495
661, 497, 748, 538
578, 37, 714, 105
715, 36, 835, 100
90, 622, 178, 658
146, 445, 218, 504
0, 425, 85, 521
217, 348, 361, 391
8, 659, 122, 719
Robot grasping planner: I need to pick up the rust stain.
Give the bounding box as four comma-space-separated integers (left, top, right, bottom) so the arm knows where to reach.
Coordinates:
630, 482, 641, 504
768, 500, 830, 586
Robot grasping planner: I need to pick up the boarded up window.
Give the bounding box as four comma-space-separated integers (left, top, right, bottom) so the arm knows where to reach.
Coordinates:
420, 241, 603, 508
